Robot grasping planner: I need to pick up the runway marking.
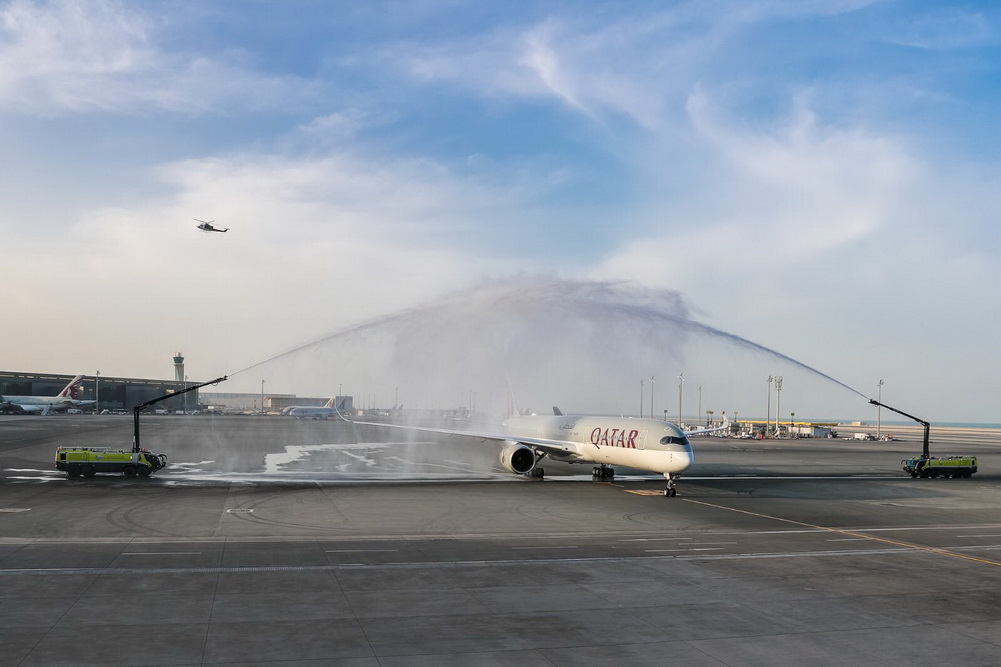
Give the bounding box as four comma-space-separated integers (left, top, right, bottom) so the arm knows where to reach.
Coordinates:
734, 524, 1001, 535
619, 537, 692, 542
511, 546, 578, 550
0, 548, 921, 576
120, 552, 202, 556
0, 508, 31, 513
689, 542, 737, 545
682, 498, 1001, 569
645, 548, 725, 553
325, 549, 399, 553
625, 490, 664, 496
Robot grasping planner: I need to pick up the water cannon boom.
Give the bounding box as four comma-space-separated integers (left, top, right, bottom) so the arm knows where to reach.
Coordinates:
868, 399, 930, 458
133, 376, 227, 452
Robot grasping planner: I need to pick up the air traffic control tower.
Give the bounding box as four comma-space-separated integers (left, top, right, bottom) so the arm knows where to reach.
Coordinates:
173, 353, 184, 382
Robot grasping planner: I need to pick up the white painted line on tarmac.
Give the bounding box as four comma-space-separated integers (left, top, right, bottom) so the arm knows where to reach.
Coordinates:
512, 546, 579, 550
689, 542, 737, 545
325, 549, 400, 553
741, 524, 1001, 535
120, 552, 202, 556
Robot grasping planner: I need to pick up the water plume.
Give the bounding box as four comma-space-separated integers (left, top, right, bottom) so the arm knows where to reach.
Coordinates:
229, 276, 867, 421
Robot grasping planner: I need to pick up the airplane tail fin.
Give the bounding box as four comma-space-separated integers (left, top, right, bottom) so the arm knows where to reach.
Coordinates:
323, 396, 335, 408
685, 412, 730, 436
553, 406, 564, 416
57, 375, 86, 399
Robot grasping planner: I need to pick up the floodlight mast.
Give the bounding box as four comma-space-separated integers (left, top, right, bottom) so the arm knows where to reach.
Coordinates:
868, 399, 930, 458
133, 376, 227, 452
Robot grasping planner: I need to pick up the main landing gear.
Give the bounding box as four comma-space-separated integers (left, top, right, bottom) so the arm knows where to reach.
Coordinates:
592, 465, 614, 481
663, 473, 679, 498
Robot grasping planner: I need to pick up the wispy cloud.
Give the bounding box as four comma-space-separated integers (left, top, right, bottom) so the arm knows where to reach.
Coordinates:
0, 0, 307, 114
886, 9, 997, 50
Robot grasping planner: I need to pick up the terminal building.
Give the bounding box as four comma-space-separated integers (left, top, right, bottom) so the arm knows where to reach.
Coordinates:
0, 370, 197, 412
1, 368, 351, 415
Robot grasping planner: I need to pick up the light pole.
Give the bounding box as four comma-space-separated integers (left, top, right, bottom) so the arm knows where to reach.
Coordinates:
677, 373, 684, 427
876, 379, 884, 439
261, 380, 265, 415
184, 375, 188, 415
775, 376, 783, 437
766, 376, 773, 436
650, 376, 655, 421
639, 379, 644, 418
95, 371, 100, 415
698, 385, 703, 427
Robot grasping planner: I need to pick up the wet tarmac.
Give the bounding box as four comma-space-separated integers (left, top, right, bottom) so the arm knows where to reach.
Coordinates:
2, 415, 1001, 665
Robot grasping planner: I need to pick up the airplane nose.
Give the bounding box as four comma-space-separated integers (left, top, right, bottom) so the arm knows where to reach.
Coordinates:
675, 447, 694, 471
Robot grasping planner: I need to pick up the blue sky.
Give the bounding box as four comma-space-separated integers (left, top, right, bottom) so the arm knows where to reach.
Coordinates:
3, 0, 1000, 421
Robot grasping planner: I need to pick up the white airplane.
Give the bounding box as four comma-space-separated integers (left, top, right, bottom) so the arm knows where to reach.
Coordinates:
0, 375, 94, 414
194, 218, 229, 233
339, 406, 728, 497
287, 396, 349, 420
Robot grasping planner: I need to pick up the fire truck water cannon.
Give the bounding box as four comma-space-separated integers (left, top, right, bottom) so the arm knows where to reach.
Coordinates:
133, 376, 227, 452
54, 376, 227, 479
868, 398, 930, 458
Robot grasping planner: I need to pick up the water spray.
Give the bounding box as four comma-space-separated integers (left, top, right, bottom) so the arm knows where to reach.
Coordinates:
225, 277, 872, 420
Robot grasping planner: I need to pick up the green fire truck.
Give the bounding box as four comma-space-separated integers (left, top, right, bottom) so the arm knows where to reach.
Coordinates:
901, 455, 978, 479
55, 447, 167, 478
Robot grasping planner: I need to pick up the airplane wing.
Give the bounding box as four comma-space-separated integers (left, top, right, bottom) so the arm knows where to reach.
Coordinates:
337, 410, 582, 458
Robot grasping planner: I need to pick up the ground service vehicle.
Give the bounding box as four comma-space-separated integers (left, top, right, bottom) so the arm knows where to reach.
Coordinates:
56, 447, 167, 478
902, 456, 978, 479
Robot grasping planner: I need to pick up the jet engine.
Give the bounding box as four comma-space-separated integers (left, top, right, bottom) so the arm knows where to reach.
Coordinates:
499, 443, 537, 475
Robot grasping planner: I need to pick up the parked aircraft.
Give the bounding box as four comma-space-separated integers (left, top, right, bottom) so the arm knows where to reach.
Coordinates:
194, 218, 229, 233
0, 375, 93, 414
287, 396, 350, 420
339, 406, 727, 497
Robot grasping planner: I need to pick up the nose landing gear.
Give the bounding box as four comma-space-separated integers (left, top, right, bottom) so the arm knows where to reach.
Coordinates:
664, 473, 679, 497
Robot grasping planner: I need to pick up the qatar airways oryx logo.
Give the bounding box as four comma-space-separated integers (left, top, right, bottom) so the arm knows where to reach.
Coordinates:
590, 427, 640, 449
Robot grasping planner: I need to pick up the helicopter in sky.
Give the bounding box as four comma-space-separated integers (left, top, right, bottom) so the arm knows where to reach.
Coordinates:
194, 218, 229, 233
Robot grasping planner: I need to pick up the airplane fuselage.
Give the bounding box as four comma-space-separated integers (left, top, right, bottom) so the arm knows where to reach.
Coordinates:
503, 415, 694, 474
1, 375, 90, 413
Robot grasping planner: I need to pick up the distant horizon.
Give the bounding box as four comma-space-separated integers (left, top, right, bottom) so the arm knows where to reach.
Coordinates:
7, 364, 996, 428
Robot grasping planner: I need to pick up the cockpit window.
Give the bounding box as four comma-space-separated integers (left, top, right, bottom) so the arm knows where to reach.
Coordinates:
659, 436, 688, 445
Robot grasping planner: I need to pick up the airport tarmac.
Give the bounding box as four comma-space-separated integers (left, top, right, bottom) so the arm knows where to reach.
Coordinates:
2, 415, 1001, 665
